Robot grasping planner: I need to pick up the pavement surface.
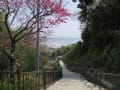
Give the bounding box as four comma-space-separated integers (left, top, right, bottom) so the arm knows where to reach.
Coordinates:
46, 60, 106, 90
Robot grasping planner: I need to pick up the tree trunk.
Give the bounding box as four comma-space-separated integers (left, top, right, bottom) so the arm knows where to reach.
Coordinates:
0, 68, 4, 80
10, 42, 16, 84
10, 58, 16, 83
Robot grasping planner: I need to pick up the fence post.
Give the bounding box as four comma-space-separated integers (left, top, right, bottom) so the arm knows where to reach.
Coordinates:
104, 74, 107, 81
52, 69, 55, 83
43, 69, 46, 89
95, 72, 97, 86
17, 65, 22, 90
99, 73, 102, 90
60, 67, 62, 78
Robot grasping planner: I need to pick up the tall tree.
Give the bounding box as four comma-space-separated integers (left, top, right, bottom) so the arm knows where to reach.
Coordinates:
72, 0, 120, 72
0, 0, 70, 82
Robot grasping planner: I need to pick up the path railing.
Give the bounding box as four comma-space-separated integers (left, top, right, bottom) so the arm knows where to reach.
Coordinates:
82, 72, 120, 90
66, 67, 120, 90
0, 68, 62, 90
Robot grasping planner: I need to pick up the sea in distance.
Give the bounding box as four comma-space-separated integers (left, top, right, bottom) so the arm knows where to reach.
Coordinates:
46, 37, 80, 48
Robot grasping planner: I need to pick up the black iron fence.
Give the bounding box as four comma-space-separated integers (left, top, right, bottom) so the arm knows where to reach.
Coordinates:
66, 67, 120, 90
0, 68, 62, 90
81, 71, 120, 90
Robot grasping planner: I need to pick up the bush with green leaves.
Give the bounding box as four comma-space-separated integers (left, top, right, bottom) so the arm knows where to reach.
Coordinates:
0, 77, 36, 90
0, 81, 18, 90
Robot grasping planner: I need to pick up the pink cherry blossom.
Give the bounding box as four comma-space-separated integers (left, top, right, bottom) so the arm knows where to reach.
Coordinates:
0, 0, 71, 29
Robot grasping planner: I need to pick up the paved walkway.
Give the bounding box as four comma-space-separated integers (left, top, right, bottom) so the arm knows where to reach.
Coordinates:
46, 61, 106, 90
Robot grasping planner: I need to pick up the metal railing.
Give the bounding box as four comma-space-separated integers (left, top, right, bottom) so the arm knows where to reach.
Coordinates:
66, 67, 120, 90
81, 71, 120, 90
0, 68, 62, 90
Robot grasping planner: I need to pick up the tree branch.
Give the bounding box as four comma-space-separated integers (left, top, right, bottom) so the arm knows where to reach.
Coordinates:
0, 46, 12, 60
13, 12, 51, 40
4, 13, 13, 41
9, 6, 21, 27
15, 28, 46, 43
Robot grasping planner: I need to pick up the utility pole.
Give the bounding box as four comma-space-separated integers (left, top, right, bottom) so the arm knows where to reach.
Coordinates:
36, 0, 40, 72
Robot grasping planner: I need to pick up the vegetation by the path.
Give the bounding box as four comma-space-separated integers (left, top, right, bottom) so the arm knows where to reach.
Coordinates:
64, 0, 120, 74
63, 40, 120, 74
62, 0, 120, 89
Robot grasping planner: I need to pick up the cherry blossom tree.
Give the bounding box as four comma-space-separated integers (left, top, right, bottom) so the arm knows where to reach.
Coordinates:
0, 0, 70, 82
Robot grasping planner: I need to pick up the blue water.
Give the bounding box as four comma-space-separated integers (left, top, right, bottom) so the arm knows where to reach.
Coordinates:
47, 37, 80, 48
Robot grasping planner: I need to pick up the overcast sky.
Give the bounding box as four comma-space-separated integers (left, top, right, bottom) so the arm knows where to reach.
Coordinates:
49, 0, 81, 38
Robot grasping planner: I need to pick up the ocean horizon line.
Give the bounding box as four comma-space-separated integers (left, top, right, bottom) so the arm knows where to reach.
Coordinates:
48, 36, 80, 39
46, 37, 80, 48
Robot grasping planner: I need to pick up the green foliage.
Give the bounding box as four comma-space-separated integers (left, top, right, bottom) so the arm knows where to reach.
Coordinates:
0, 77, 35, 90
53, 44, 75, 57
0, 12, 4, 29
63, 42, 90, 72
0, 12, 6, 35
21, 77, 36, 89
0, 12, 9, 71
40, 46, 50, 67
17, 44, 51, 71
52, 60, 61, 71
18, 45, 36, 72
64, 0, 120, 74
0, 51, 9, 71
63, 34, 120, 73
0, 81, 18, 90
